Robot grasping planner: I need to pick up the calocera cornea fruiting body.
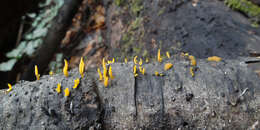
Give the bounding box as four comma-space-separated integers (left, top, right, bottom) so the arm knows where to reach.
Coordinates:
139, 58, 143, 65
64, 88, 70, 97
7, 83, 12, 92
164, 63, 173, 71
104, 76, 109, 87
155, 71, 159, 76
97, 68, 103, 81
56, 83, 61, 93
134, 56, 138, 64
125, 58, 128, 63
157, 49, 162, 63
145, 58, 149, 63
49, 71, 53, 76
102, 58, 107, 78
188, 55, 196, 66
73, 78, 80, 89
133, 65, 137, 74
166, 51, 170, 59
141, 68, 145, 75
63, 59, 69, 77
109, 66, 114, 80
190, 67, 194, 77
35, 65, 40, 80
79, 57, 85, 78
207, 56, 222, 62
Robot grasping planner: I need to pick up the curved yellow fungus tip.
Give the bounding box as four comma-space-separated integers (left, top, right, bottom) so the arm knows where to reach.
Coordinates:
97, 68, 103, 81
125, 58, 128, 63
35, 65, 40, 80
134, 56, 138, 64
157, 49, 162, 62
133, 65, 137, 74
207, 56, 222, 62
139, 58, 143, 65
141, 68, 145, 75
49, 71, 53, 76
190, 67, 195, 77
104, 76, 109, 87
79, 57, 85, 78
109, 66, 114, 80
166, 51, 170, 59
73, 78, 80, 89
63, 59, 69, 77
185, 53, 189, 56
188, 55, 196, 66
164, 63, 173, 71
155, 71, 159, 76
112, 58, 115, 63
56, 83, 61, 93
64, 88, 70, 97
7, 83, 12, 92
134, 73, 138, 77
145, 58, 149, 63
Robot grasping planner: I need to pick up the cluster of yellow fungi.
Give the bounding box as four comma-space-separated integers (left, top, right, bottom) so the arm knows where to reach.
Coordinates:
5, 49, 223, 95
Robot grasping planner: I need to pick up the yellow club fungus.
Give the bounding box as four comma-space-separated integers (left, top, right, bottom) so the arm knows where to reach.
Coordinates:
34, 65, 40, 80
166, 51, 170, 59
139, 58, 143, 65
139, 66, 143, 72
134, 56, 138, 64
188, 55, 196, 66
104, 76, 109, 87
125, 58, 128, 63
7, 83, 12, 92
49, 71, 53, 76
97, 68, 103, 81
112, 58, 115, 63
102, 58, 107, 78
79, 57, 85, 78
133, 65, 137, 74
145, 58, 149, 63
185, 53, 189, 56
56, 83, 61, 93
164, 63, 173, 71
160, 73, 164, 76
207, 56, 222, 62
73, 78, 80, 89
141, 68, 145, 75
157, 49, 162, 63
63, 59, 69, 77
190, 67, 194, 77
134, 73, 138, 77
64, 88, 70, 97
109, 66, 114, 80
155, 71, 159, 76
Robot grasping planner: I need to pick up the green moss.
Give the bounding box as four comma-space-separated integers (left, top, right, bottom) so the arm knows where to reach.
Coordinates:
114, 0, 125, 6
225, 0, 260, 17
131, 0, 143, 15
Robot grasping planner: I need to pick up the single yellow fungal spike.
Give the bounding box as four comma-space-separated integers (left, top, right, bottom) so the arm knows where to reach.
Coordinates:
7, 83, 12, 92
164, 63, 173, 71
166, 51, 170, 59
102, 58, 106, 70
63, 59, 69, 77
73, 78, 80, 89
155, 71, 159, 76
112, 58, 115, 63
97, 68, 103, 81
56, 83, 61, 93
139, 66, 143, 72
134, 56, 138, 64
79, 57, 85, 78
64, 88, 70, 97
35, 65, 40, 80
109, 66, 115, 79
207, 56, 222, 62
104, 76, 109, 87
49, 71, 53, 76
185, 53, 189, 56
142, 68, 145, 75
102, 58, 107, 77
125, 58, 128, 63
190, 67, 195, 77
188, 55, 196, 66
133, 65, 137, 74
145, 58, 149, 63
157, 49, 162, 62
134, 73, 138, 77
139, 58, 143, 65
